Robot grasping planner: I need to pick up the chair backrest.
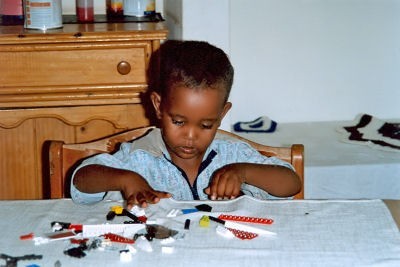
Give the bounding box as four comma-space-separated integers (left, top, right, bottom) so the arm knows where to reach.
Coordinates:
48, 126, 304, 199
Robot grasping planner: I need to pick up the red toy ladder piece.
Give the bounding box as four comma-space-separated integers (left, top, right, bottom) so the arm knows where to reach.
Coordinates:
226, 228, 258, 240
218, 214, 273, 225
102, 233, 135, 244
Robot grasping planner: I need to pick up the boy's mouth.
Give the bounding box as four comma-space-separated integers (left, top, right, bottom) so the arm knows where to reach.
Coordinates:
179, 146, 196, 155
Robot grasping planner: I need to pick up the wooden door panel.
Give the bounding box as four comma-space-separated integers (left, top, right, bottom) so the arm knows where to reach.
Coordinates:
0, 121, 37, 199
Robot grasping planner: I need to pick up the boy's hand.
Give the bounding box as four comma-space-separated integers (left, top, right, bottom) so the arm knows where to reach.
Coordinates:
122, 174, 171, 210
205, 163, 246, 200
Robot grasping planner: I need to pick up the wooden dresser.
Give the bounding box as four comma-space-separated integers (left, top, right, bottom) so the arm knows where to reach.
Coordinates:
0, 22, 167, 200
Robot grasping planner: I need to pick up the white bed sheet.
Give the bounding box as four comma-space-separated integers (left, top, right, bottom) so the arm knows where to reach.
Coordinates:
235, 120, 400, 199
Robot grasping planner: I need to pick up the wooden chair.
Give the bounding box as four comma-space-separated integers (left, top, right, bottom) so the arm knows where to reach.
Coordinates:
48, 126, 304, 199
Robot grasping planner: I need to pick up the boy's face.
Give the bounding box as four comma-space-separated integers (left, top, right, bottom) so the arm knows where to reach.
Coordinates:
151, 86, 231, 163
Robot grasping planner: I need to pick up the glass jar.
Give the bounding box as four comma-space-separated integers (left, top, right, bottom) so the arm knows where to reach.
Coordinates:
106, 0, 123, 17
76, 0, 94, 22
1, 0, 24, 25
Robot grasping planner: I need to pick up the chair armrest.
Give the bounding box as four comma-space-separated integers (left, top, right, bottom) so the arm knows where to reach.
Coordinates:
291, 144, 304, 199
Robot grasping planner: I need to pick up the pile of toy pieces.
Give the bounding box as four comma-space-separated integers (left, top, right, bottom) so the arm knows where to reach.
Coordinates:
14, 204, 275, 264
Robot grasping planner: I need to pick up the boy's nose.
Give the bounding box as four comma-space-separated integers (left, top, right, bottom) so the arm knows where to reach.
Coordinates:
184, 126, 197, 141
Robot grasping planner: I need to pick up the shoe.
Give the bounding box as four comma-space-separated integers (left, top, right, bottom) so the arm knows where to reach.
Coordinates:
233, 116, 277, 133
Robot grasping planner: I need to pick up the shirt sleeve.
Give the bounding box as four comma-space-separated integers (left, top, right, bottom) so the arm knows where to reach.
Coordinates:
233, 141, 294, 169
70, 142, 133, 205
231, 141, 295, 200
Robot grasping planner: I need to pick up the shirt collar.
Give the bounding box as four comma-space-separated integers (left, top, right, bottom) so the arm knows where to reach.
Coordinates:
129, 127, 220, 161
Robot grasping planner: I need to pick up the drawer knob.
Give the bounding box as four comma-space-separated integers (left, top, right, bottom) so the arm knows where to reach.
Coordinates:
117, 61, 131, 75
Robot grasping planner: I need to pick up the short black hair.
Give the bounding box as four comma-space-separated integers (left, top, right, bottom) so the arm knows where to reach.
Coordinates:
149, 40, 234, 103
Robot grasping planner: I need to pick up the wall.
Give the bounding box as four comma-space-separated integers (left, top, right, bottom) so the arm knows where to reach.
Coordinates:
230, 0, 400, 123
63, 0, 400, 124
165, 0, 400, 124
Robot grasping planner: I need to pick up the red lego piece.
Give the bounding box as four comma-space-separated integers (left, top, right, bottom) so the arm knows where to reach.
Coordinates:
226, 228, 258, 240
19, 232, 34, 240
102, 233, 135, 244
68, 224, 83, 232
218, 214, 273, 225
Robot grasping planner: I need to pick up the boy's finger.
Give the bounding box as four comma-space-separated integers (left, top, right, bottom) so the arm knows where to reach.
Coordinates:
204, 187, 217, 200
209, 174, 221, 200
135, 192, 149, 208
126, 194, 140, 210
155, 191, 172, 199
126, 198, 135, 210
160, 193, 172, 199
223, 182, 235, 199
144, 191, 169, 204
216, 175, 228, 198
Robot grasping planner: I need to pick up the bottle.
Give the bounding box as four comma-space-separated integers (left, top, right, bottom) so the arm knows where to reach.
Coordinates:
124, 0, 155, 17
24, 0, 63, 30
106, 0, 123, 18
76, 0, 94, 22
1, 0, 24, 25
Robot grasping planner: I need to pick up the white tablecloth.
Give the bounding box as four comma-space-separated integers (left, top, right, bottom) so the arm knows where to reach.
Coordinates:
236, 120, 400, 199
0, 196, 399, 266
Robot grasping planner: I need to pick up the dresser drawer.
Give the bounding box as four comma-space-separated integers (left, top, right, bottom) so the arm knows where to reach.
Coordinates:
1, 41, 150, 86
0, 41, 151, 107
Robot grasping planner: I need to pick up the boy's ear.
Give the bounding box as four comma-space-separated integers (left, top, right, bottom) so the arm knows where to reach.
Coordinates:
150, 92, 162, 119
220, 101, 232, 121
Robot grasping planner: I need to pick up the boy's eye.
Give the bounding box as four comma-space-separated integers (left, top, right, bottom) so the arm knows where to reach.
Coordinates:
202, 124, 213, 129
172, 119, 184, 126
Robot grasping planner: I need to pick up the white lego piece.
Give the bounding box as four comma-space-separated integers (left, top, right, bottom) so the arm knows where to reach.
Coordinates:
161, 246, 174, 254
33, 237, 50, 245
215, 225, 235, 239
51, 222, 64, 232
160, 237, 175, 244
82, 223, 145, 238
166, 209, 180, 217
129, 205, 146, 217
120, 250, 132, 262
145, 218, 165, 225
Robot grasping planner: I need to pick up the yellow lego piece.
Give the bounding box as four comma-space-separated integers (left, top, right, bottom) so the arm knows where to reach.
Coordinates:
199, 215, 210, 227
111, 205, 124, 215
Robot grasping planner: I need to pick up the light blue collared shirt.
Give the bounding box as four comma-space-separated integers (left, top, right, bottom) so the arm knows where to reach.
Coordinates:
71, 128, 294, 204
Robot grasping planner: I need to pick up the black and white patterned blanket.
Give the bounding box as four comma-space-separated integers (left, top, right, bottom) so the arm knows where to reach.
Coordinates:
338, 114, 400, 151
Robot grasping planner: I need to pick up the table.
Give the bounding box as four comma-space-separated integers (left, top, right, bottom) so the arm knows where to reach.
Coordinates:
236, 120, 400, 199
1, 196, 399, 267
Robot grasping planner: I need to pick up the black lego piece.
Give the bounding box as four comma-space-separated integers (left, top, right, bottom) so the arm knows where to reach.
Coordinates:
195, 204, 212, 212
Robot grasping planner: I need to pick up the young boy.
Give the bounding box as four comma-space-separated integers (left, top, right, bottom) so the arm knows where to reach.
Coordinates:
71, 40, 301, 209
